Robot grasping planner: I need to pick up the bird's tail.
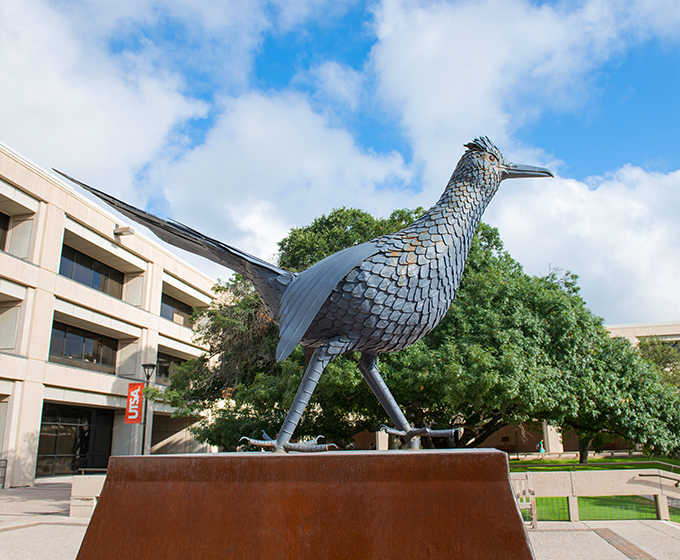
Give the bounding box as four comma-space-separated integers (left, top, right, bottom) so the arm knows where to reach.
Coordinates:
53, 170, 294, 322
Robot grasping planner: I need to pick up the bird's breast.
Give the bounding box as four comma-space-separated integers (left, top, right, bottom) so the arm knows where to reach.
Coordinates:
300, 243, 460, 353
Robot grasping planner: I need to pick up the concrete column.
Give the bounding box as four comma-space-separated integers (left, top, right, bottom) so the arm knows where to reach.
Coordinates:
142, 400, 153, 455
145, 262, 164, 315
4, 380, 44, 487
567, 496, 580, 522
0, 400, 8, 464
655, 495, 670, 521
542, 421, 564, 453
375, 430, 389, 450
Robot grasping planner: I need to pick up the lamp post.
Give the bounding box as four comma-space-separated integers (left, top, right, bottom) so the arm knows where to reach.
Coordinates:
140, 362, 157, 455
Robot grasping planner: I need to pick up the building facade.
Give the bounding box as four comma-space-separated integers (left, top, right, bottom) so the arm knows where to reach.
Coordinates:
607, 321, 680, 345
0, 141, 216, 488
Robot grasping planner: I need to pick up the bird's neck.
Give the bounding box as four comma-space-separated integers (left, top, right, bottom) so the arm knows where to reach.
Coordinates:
428, 175, 498, 239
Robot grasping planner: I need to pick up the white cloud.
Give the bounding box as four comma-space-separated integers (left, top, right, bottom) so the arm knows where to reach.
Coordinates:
363, 0, 680, 322
149, 91, 414, 263
485, 166, 680, 323
0, 0, 355, 201
369, 0, 680, 194
272, 0, 360, 32
2, 0, 680, 325
0, 0, 206, 202
304, 62, 365, 111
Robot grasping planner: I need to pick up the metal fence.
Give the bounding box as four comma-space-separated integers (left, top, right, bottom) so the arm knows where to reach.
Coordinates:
521, 496, 666, 522
668, 497, 680, 523
578, 495, 657, 520
519, 498, 569, 522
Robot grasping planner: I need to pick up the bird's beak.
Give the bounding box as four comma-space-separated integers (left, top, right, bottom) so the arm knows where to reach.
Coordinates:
502, 163, 554, 180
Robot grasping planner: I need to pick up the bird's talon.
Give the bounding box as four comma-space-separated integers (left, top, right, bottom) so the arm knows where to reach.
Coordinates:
284, 442, 338, 452
239, 436, 276, 448
240, 434, 338, 452
379, 425, 463, 440
379, 425, 406, 437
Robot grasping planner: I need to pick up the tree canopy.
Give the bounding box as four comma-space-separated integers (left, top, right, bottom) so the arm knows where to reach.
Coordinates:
155, 207, 680, 459
278, 207, 425, 271
638, 336, 680, 390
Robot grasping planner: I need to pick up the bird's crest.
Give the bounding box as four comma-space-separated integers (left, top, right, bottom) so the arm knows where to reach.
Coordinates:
463, 136, 503, 160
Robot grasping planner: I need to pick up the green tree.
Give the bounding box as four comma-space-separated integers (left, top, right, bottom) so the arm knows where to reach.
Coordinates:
638, 336, 680, 389
153, 275, 282, 417
278, 206, 424, 271
554, 334, 680, 463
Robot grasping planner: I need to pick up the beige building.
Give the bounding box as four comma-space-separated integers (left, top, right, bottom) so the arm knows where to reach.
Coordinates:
607, 321, 680, 345
0, 140, 216, 488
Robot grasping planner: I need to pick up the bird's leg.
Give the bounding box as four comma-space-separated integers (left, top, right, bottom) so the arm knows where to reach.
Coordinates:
241, 337, 350, 452
358, 353, 464, 448
358, 353, 419, 449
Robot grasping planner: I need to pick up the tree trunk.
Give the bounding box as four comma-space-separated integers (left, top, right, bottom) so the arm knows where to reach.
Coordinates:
578, 437, 592, 464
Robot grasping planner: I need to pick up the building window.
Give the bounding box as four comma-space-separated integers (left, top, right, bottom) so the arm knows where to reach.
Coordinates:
0, 303, 21, 350
59, 244, 124, 299
49, 321, 117, 374
157, 352, 186, 382
36, 402, 114, 477
160, 293, 192, 327
0, 212, 9, 251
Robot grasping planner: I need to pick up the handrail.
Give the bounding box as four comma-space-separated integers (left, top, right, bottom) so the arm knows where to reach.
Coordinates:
511, 460, 679, 473
638, 472, 680, 487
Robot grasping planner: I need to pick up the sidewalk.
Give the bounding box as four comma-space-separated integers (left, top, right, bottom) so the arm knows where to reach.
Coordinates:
0, 477, 88, 560
1, 478, 679, 559
530, 520, 680, 560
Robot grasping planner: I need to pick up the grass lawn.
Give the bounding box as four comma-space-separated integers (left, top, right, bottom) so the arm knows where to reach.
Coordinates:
511, 458, 680, 523
671, 502, 680, 523
509, 456, 680, 473
521, 496, 680, 523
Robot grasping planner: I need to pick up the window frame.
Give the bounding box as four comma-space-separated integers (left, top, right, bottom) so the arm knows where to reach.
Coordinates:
36, 402, 114, 477
156, 351, 186, 382
59, 244, 124, 300
49, 321, 118, 374
0, 211, 9, 251
160, 293, 193, 327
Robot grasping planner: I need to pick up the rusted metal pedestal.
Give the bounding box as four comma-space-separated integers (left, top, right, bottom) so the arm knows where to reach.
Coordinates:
77, 449, 534, 560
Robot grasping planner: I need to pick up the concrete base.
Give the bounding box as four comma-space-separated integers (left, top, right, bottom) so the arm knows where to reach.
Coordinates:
70, 475, 106, 518
76, 449, 534, 560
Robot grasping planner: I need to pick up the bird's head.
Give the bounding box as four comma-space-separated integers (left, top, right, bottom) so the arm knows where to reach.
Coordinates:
453, 136, 553, 196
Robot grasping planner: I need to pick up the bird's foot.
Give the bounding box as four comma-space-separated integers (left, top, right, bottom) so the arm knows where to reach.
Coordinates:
284, 435, 339, 452
379, 425, 463, 439
239, 432, 338, 452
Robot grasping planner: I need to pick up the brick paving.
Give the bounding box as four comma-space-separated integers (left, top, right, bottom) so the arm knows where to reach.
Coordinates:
592, 528, 657, 560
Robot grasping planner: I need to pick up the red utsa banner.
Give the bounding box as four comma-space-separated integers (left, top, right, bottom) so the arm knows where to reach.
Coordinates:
125, 382, 144, 424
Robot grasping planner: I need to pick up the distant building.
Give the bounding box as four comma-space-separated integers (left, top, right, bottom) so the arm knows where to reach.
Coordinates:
0, 140, 216, 488
607, 321, 680, 345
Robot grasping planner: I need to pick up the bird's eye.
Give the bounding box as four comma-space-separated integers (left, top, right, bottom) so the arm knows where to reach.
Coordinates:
488, 154, 497, 164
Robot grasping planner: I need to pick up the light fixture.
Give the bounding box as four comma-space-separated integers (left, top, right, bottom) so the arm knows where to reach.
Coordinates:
142, 362, 157, 382
114, 225, 134, 236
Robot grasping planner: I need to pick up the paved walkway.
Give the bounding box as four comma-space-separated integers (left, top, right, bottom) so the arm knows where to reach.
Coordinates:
0, 477, 88, 560
1, 478, 679, 559
530, 521, 680, 560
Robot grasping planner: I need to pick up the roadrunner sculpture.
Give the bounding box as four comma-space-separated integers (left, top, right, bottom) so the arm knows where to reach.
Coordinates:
56, 137, 552, 452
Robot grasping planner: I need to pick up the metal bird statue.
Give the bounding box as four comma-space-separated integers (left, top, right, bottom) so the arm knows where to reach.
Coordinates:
55, 137, 552, 452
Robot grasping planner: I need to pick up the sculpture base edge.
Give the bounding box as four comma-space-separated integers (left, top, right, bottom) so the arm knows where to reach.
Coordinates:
76, 449, 534, 560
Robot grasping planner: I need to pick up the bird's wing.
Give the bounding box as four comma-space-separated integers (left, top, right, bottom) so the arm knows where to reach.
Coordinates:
276, 241, 379, 362
54, 170, 294, 322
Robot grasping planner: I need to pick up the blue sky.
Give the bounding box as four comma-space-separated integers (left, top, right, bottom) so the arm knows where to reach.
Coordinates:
521, 38, 680, 178
1, 0, 680, 324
